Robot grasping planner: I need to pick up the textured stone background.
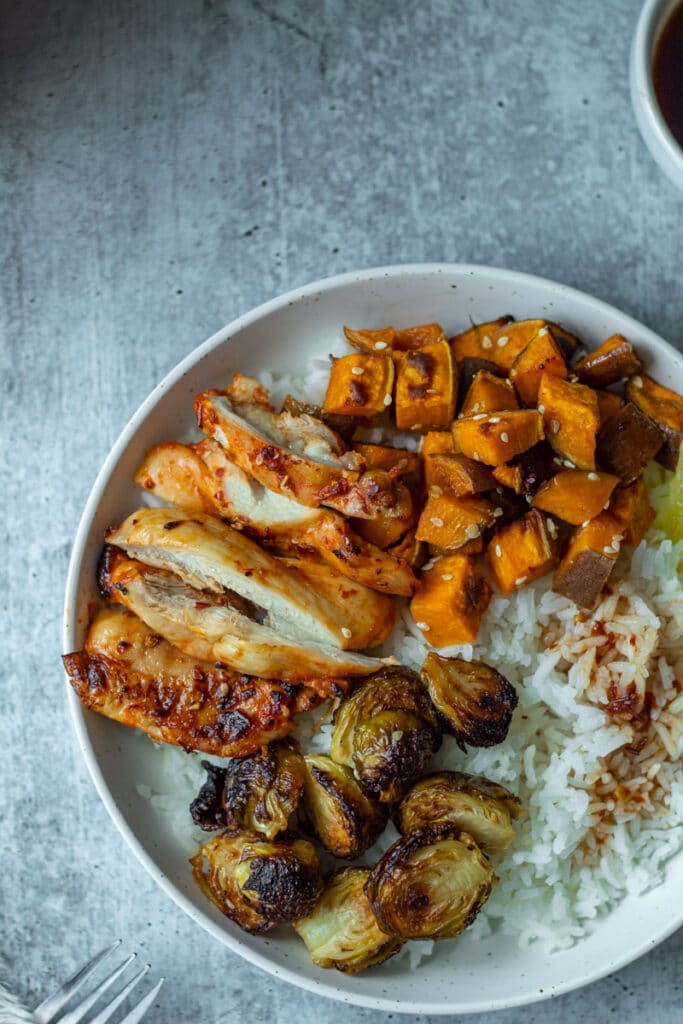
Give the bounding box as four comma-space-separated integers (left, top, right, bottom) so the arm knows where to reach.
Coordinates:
2, 0, 683, 1021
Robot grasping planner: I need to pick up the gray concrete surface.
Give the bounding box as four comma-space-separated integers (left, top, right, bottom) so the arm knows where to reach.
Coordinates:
2, 0, 683, 1020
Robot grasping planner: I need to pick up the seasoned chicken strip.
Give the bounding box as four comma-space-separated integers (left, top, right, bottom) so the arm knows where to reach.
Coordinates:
194, 375, 413, 522
63, 607, 314, 756
106, 507, 395, 651
100, 554, 386, 682
135, 441, 417, 597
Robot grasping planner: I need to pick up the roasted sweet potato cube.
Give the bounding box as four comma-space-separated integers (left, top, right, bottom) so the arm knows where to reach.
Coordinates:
452, 410, 544, 466
410, 554, 491, 646
595, 402, 664, 483
425, 454, 496, 496
416, 493, 496, 549
538, 373, 600, 470
552, 513, 623, 608
459, 357, 506, 400
353, 505, 414, 549
388, 528, 428, 570
609, 478, 656, 546
574, 335, 642, 388
282, 393, 356, 442
323, 353, 395, 417
343, 325, 396, 353
428, 534, 485, 557
394, 322, 447, 349
626, 373, 683, 470
491, 440, 555, 496
352, 443, 419, 476
486, 509, 558, 595
421, 431, 457, 458
460, 370, 519, 417
509, 327, 567, 406
532, 470, 619, 525
394, 342, 457, 431
596, 389, 625, 426
450, 317, 513, 364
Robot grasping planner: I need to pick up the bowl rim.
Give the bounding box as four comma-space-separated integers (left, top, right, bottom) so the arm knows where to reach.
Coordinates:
630, 0, 683, 190
63, 262, 683, 1015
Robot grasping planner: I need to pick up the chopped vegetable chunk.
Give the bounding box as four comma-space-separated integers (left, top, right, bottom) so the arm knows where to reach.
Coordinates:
421, 431, 457, 459
595, 402, 664, 483
323, 353, 395, 418
394, 342, 457, 430
410, 554, 491, 646
491, 441, 555, 496
460, 370, 519, 417
626, 373, 683, 470
552, 513, 623, 608
416, 493, 496, 549
352, 443, 419, 476
574, 335, 642, 388
450, 317, 514, 365
452, 410, 544, 466
486, 509, 558, 595
532, 470, 619, 525
609, 478, 656, 546
425, 454, 496, 496
595, 389, 625, 426
394, 322, 447, 349
538, 373, 600, 470
344, 325, 396, 353
509, 328, 567, 406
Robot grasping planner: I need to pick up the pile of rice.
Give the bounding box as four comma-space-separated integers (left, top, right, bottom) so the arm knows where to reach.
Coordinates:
139, 363, 683, 953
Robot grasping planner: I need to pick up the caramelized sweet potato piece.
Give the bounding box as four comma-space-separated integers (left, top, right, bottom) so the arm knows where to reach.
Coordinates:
353, 501, 415, 550
531, 470, 619, 525
509, 328, 567, 406
323, 354, 395, 418
394, 342, 457, 430
486, 509, 558, 595
596, 389, 625, 426
552, 513, 623, 608
425, 454, 496, 496
609, 478, 656, 546
410, 555, 491, 646
626, 373, 683, 470
595, 402, 664, 483
574, 335, 642, 388
421, 431, 457, 459
452, 410, 544, 466
352, 443, 419, 476
460, 370, 519, 417
491, 441, 555, 495
389, 528, 428, 570
416, 493, 495, 549
344, 325, 396, 354
429, 534, 485, 557
449, 317, 513, 364
459, 357, 506, 399
538, 373, 599, 470
394, 322, 447, 349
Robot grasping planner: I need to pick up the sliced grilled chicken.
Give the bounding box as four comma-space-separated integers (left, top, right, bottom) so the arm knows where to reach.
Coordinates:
100, 553, 386, 683
63, 607, 314, 755
106, 507, 395, 651
194, 375, 413, 521
135, 440, 417, 596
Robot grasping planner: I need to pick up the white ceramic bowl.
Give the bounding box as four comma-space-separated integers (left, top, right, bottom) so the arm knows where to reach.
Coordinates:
64, 264, 683, 1015
630, 0, 683, 191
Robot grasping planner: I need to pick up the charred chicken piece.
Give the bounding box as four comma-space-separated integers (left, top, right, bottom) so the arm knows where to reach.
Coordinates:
63, 607, 305, 756
190, 830, 322, 934
394, 772, 522, 854
364, 824, 497, 941
293, 868, 402, 973
301, 754, 387, 859
420, 653, 517, 749
330, 667, 441, 803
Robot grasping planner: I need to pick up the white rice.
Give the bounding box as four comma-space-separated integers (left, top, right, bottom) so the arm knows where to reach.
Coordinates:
135, 372, 683, 959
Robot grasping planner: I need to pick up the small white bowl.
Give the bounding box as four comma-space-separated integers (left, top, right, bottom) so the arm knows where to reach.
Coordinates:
630, 0, 683, 190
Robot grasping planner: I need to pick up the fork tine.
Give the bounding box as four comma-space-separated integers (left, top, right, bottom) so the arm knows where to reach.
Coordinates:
117, 978, 164, 1024
84, 965, 156, 1024
54, 954, 137, 1024
33, 940, 122, 1024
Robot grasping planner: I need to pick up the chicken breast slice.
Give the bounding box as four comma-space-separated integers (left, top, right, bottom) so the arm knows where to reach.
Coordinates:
63, 606, 311, 756
100, 554, 386, 682
106, 507, 395, 651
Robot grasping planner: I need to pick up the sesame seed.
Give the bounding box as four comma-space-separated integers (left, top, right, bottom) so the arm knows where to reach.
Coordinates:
602, 546, 612, 554
281, 474, 290, 489
603, 501, 610, 510
465, 523, 480, 539
495, 544, 502, 558
413, 423, 423, 431
569, 374, 578, 383
525, 494, 533, 502
426, 388, 439, 394
631, 375, 643, 388
374, 340, 388, 350
582, 519, 590, 527
495, 486, 504, 494
515, 575, 528, 586
430, 485, 443, 498
588, 472, 599, 481
398, 459, 408, 469
383, 393, 392, 406
441, 573, 453, 581
489, 416, 500, 424
550, 419, 560, 433
538, 404, 545, 413
563, 459, 574, 468
497, 335, 509, 347
415, 621, 430, 631
538, 327, 548, 337
611, 535, 622, 546
341, 627, 352, 638
430, 516, 444, 527
500, 432, 509, 442
473, 450, 481, 460
493, 506, 504, 517
422, 559, 437, 571
473, 414, 486, 421
482, 335, 493, 349
546, 518, 558, 538
351, 365, 365, 375
553, 457, 563, 466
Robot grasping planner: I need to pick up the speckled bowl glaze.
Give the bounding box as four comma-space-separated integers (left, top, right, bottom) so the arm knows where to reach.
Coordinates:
64, 265, 683, 1015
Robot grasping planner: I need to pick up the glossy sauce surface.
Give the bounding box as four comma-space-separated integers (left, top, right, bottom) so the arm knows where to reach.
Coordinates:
653, 0, 683, 148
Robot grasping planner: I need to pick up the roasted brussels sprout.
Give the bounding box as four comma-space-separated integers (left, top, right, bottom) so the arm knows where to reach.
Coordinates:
190, 830, 322, 934
364, 824, 496, 940
302, 754, 387, 859
420, 653, 517, 748
395, 772, 522, 854
294, 868, 402, 973
330, 667, 441, 803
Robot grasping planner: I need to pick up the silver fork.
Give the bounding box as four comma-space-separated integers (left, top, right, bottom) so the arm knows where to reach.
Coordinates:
31, 941, 163, 1024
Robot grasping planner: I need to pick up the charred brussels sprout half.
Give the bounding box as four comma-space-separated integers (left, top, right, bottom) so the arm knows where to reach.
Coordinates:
294, 868, 402, 973
302, 754, 387, 859
330, 667, 441, 803
395, 771, 522, 854
365, 824, 496, 940
190, 830, 322, 934
420, 653, 517, 748
190, 740, 306, 840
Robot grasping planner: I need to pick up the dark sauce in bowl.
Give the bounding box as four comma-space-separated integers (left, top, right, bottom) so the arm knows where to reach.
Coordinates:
653, 0, 683, 149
